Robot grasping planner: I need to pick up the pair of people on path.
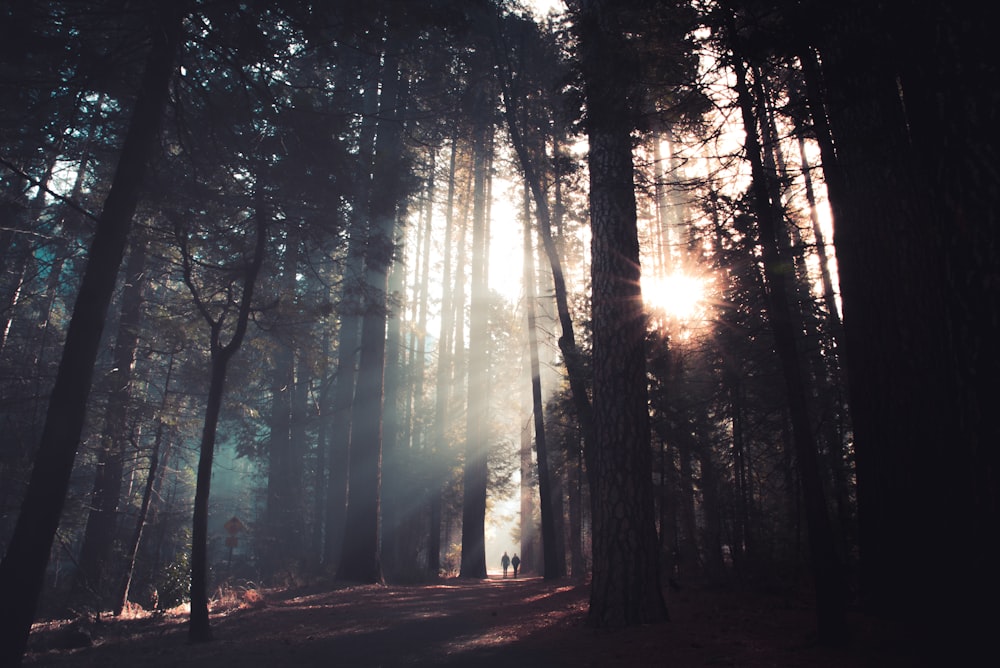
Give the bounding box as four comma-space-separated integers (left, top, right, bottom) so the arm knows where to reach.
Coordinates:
501, 551, 520, 578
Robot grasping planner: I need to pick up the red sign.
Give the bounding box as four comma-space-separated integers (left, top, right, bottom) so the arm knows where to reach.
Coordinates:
224, 516, 245, 535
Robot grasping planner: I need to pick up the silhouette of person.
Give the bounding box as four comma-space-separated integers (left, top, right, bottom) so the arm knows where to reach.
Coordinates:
511, 553, 520, 578
501, 551, 511, 578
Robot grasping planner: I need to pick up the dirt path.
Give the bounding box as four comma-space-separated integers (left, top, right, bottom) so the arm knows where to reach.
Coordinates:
23, 576, 914, 667
25, 576, 583, 667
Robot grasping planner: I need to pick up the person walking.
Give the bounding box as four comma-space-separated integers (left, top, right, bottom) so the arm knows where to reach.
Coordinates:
511, 553, 520, 578
501, 551, 511, 578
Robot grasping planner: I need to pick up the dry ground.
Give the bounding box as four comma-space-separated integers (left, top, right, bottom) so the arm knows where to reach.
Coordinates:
22, 576, 918, 667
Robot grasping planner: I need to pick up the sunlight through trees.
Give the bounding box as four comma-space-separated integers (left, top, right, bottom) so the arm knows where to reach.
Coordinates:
0, 1, 994, 665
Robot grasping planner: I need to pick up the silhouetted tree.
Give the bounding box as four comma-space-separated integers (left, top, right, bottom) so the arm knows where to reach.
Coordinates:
573, 0, 668, 626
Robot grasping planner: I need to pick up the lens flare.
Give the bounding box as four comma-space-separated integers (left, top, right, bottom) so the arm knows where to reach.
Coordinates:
643, 272, 707, 322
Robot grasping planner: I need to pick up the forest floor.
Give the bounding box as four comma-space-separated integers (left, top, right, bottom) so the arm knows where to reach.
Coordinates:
22, 574, 919, 667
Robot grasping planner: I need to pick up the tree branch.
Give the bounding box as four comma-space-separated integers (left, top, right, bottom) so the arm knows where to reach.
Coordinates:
0, 155, 100, 223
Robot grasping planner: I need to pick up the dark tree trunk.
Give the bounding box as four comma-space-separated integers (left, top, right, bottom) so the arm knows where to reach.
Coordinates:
323, 263, 361, 570
0, 9, 181, 663
812, 0, 999, 656
522, 204, 559, 579
577, 0, 668, 628
381, 203, 407, 579
518, 398, 537, 575
386, 151, 434, 581
312, 330, 332, 569
493, 20, 596, 476
115, 351, 176, 616
676, 440, 700, 577
187, 198, 268, 643
188, 358, 231, 642
337, 44, 406, 585
289, 350, 309, 563
323, 55, 380, 571
567, 437, 585, 578
697, 447, 726, 579
730, 43, 847, 644
71, 237, 149, 608
264, 233, 302, 579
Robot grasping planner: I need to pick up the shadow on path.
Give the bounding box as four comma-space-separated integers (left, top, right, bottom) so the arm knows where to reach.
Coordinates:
24, 576, 589, 667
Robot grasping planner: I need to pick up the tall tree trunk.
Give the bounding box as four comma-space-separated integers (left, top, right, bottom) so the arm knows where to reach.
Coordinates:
566, 436, 585, 578
381, 202, 408, 579
762, 65, 853, 561
795, 133, 842, 340
337, 43, 406, 585
676, 439, 701, 578
323, 62, 380, 570
459, 93, 491, 580
115, 351, 176, 616
312, 329, 332, 569
264, 233, 299, 580
814, 1, 999, 656
793, 130, 854, 558
71, 236, 149, 608
0, 9, 182, 663
518, 387, 537, 575
517, 188, 539, 577
696, 445, 726, 579
577, 0, 668, 627
730, 43, 847, 645
522, 195, 559, 579
428, 137, 460, 577
289, 348, 309, 559
493, 23, 596, 475
409, 154, 435, 576
187, 195, 268, 643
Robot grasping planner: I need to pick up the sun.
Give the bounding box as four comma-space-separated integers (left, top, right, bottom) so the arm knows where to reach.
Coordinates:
643, 272, 708, 322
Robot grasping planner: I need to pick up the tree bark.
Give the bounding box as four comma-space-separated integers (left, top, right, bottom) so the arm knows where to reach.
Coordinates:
577, 0, 668, 627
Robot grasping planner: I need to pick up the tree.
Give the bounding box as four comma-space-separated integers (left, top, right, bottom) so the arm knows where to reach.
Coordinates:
459, 65, 493, 580
491, 7, 597, 483
181, 189, 268, 643
573, 0, 668, 626
337, 30, 409, 585
727, 20, 847, 641
114, 345, 180, 616
427, 134, 462, 577
521, 192, 560, 579
262, 230, 305, 579
323, 52, 380, 573
801, 0, 999, 656
0, 6, 183, 663
70, 236, 150, 609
